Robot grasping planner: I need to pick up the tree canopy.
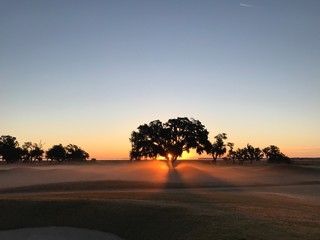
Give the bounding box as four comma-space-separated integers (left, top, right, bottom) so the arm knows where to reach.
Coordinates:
246, 144, 264, 164
0, 135, 22, 163
211, 133, 227, 163
46, 144, 89, 162
66, 144, 89, 161
46, 144, 67, 162
130, 117, 211, 164
263, 145, 291, 164
21, 142, 44, 162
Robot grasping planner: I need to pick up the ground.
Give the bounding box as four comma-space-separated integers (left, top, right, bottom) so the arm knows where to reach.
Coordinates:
0, 161, 319, 240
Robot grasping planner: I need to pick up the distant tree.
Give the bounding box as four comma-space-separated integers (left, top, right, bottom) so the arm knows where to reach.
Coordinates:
130, 117, 211, 168
21, 142, 33, 162
234, 148, 248, 165
245, 144, 264, 164
65, 144, 89, 161
46, 144, 66, 162
224, 142, 236, 164
226, 144, 264, 165
30, 142, 44, 162
263, 145, 291, 164
211, 133, 227, 164
0, 135, 22, 163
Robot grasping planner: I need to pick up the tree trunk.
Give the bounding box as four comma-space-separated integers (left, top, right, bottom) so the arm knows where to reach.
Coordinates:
166, 155, 178, 169
167, 158, 173, 169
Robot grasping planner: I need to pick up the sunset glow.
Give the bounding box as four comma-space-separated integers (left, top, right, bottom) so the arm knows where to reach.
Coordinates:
1, 1, 319, 159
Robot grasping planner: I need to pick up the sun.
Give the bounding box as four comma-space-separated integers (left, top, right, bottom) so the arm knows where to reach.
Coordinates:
156, 150, 202, 161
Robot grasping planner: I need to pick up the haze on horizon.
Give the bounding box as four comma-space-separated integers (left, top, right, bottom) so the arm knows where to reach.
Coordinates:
1, 0, 319, 159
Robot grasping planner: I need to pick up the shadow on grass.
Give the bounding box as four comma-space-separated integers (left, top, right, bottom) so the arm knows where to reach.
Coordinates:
0, 163, 319, 240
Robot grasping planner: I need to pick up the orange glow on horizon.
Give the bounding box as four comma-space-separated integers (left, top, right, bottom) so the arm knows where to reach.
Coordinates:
83, 144, 320, 160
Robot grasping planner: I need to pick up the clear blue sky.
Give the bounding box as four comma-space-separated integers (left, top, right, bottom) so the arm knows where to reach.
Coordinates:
1, 0, 319, 158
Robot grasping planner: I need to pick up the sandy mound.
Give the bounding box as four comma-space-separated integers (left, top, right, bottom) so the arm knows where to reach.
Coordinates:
0, 227, 124, 240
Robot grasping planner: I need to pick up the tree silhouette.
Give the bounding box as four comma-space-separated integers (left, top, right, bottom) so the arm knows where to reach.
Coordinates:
263, 145, 291, 164
1, 135, 90, 163
130, 117, 211, 167
46, 144, 89, 162
245, 144, 264, 164
224, 142, 236, 164
30, 142, 44, 162
21, 142, 44, 162
0, 135, 22, 163
46, 144, 66, 162
211, 133, 227, 164
21, 142, 33, 162
234, 148, 248, 165
66, 144, 89, 161
227, 144, 263, 165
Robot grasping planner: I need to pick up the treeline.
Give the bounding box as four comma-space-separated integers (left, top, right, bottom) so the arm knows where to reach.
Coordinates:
130, 118, 291, 164
212, 134, 291, 164
0, 135, 90, 163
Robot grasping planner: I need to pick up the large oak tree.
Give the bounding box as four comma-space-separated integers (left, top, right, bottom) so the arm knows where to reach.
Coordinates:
130, 117, 211, 167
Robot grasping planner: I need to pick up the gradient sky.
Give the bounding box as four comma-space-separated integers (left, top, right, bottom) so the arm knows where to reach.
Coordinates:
1, 0, 319, 159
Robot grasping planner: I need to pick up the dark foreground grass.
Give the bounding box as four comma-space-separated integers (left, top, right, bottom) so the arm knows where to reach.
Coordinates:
0, 189, 319, 240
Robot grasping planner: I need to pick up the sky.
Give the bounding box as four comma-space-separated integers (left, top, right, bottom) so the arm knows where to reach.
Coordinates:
1, 0, 319, 159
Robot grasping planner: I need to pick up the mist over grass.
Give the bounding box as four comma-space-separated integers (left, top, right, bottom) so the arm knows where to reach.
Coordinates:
0, 161, 319, 190
0, 162, 319, 240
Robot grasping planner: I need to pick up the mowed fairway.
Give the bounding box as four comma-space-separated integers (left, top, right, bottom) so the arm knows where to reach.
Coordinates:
0, 161, 319, 240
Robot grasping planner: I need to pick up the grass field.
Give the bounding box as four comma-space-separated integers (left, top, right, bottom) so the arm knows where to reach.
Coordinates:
0, 161, 319, 240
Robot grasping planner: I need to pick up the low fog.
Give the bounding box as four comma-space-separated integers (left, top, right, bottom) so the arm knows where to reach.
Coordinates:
0, 161, 319, 192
